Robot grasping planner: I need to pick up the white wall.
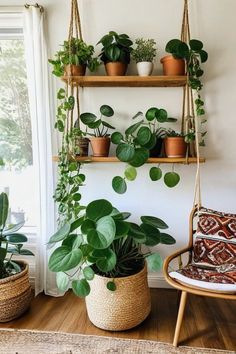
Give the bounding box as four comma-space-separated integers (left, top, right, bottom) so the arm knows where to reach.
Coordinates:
2, 0, 236, 287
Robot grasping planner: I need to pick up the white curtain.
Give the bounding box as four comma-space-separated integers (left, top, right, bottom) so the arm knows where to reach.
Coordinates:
23, 6, 59, 296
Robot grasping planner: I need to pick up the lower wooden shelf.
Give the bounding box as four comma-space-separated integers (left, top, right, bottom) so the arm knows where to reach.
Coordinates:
52, 156, 205, 164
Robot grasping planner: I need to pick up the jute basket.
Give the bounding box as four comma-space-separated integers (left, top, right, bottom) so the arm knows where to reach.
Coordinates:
85, 265, 151, 331
0, 260, 32, 322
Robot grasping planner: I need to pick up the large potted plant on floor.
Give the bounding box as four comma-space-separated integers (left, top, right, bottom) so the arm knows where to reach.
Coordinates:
48, 199, 175, 331
97, 31, 133, 76
80, 105, 115, 157
49, 37, 99, 77
0, 192, 34, 322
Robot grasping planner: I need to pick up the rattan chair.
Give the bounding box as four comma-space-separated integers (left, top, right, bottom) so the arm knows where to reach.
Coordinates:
163, 206, 236, 347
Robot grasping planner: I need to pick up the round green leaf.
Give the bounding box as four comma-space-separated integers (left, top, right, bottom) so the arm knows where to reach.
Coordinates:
164, 172, 180, 188
140, 216, 168, 229
107, 281, 116, 291
128, 222, 146, 243
145, 107, 159, 121
140, 223, 161, 246
129, 147, 149, 167
114, 220, 130, 238
177, 41, 189, 58
116, 143, 135, 162
149, 167, 162, 181
49, 246, 82, 272
83, 266, 95, 280
72, 279, 90, 298
100, 105, 114, 117
86, 199, 113, 221
87, 216, 116, 249
160, 233, 176, 245
146, 253, 163, 272
199, 49, 208, 63
112, 176, 127, 194
124, 166, 137, 181
73, 193, 81, 202
189, 39, 203, 51
166, 39, 182, 54
111, 132, 123, 144
137, 127, 152, 145
80, 112, 97, 125
6, 233, 27, 243
96, 248, 117, 272
56, 272, 70, 292
80, 219, 95, 235
156, 109, 168, 123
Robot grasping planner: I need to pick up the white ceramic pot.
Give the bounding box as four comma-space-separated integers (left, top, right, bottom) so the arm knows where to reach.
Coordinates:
137, 61, 154, 76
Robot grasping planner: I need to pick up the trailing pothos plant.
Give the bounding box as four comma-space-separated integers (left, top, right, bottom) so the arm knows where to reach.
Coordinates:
165, 38, 208, 146
111, 107, 181, 194
0, 192, 34, 279
48, 199, 175, 297
54, 87, 86, 225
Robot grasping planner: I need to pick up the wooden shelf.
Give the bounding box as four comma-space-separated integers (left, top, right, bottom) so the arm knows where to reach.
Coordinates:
53, 156, 205, 164
61, 75, 187, 88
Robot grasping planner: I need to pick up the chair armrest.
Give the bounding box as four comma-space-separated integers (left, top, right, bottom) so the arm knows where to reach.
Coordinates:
163, 246, 192, 278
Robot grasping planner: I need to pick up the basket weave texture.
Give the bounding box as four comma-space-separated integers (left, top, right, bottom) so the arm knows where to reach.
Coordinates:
85, 265, 151, 331
0, 261, 32, 322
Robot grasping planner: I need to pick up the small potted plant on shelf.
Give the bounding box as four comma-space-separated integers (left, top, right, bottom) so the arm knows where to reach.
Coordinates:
0, 192, 34, 322
97, 31, 133, 76
164, 129, 187, 158
80, 105, 115, 157
132, 38, 157, 76
48, 37, 99, 77
48, 198, 176, 331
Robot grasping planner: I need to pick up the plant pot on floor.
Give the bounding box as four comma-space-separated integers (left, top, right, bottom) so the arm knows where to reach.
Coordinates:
64, 64, 86, 76
105, 62, 127, 76
85, 265, 151, 331
160, 55, 185, 76
137, 61, 153, 76
0, 261, 32, 322
90, 137, 111, 157
76, 137, 89, 156
149, 138, 163, 157
164, 137, 187, 158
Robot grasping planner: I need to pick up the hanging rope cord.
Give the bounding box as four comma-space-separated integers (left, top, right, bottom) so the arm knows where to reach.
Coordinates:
180, 0, 202, 208
66, 0, 83, 136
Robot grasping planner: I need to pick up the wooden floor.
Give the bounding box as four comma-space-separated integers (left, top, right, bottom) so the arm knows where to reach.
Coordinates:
1, 289, 236, 351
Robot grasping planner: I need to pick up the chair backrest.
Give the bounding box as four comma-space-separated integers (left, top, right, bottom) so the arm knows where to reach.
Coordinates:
192, 207, 236, 269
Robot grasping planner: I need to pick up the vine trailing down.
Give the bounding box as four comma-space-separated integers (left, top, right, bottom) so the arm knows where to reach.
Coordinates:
48, 199, 176, 297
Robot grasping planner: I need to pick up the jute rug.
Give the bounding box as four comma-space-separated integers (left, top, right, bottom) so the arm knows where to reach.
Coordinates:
0, 329, 235, 354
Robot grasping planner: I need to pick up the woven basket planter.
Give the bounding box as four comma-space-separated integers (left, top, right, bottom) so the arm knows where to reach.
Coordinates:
85, 265, 151, 331
0, 261, 32, 322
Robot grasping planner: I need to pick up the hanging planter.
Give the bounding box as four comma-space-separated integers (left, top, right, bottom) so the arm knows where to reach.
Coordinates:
64, 63, 86, 76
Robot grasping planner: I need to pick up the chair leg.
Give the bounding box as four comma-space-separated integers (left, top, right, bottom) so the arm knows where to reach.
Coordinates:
173, 291, 188, 347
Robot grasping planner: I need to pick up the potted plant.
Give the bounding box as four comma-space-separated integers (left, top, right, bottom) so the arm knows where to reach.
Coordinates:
97, 31, 133, 76
48, 198, 176, 331
164, 129, 187, 158
0, 192, 34, 322
132, 38, 157, 76
80, 105, 115, 157
49, 37, 99, 77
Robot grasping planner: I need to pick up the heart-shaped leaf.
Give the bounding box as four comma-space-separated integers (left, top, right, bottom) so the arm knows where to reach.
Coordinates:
80, 112, 97, 125
96, 248, 117, 272
112, 176, 127, 194
146, 253, 163, 272
137, 127, 152, 145
86, 199, 113, 221
124, 166, 137, 181
164, 172, 180, 188
149, 167, 162, 181
56, 272, 70, 292
116, 143, 135, 162
49, 246, 82, 272
111, 132, 123, 144
83, 266, 95, 280
72, 279, 90, 297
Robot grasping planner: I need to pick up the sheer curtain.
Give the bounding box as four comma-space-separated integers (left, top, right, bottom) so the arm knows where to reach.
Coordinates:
24, 5, 59, 296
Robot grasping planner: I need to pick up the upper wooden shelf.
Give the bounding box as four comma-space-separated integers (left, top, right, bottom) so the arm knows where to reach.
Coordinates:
53, 156, 205, 164
61, 75, 187, 88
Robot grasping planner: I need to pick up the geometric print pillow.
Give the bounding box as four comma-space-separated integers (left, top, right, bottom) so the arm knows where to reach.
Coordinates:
193, 207, 236, 268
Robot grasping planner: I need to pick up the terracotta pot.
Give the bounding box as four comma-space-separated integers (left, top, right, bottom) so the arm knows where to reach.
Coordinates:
149, 138, 163, 157
137, 61, 153, 76
76, 137, 89, 157
64, 64, 86, 76
160, 55, 185, 76
85, 265, 151, 331
105, 62, 128, 76
0, 261, 32, 322
164, 137, 187, 158
90, 137, 111, 157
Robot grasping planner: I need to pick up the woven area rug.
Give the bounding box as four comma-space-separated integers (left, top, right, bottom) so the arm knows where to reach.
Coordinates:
0, 329, 234, 354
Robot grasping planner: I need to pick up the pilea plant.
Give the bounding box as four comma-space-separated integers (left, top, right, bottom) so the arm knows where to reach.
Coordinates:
48, 199, 175, 297
54, 88, 86, 225
111, 107, 181, 194
165, 38, 208, 145
0, 192, 34, 279
80, 105, 115, 137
